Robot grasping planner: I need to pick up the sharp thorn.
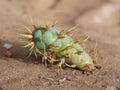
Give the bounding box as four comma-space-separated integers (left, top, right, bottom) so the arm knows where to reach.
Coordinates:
51, 21, 58, 27
29, 15, 38, 30
83, 36, 89, 42
34, 50, 38, 58
44, 18, 49, 30
27, 49, 33, 58
23, 42, 34, 48
24, 26, 32, 33
30, 44, 34, 50
20, 33, 33, 39
29, 15, 34, 26
67, 25, 78, 32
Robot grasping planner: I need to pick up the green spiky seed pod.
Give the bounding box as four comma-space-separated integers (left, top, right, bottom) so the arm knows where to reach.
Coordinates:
69, 52, 94, 71
20, 21, 99, 72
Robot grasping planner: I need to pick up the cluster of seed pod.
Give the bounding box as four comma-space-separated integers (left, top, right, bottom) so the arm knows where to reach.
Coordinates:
20, 20, 100, 73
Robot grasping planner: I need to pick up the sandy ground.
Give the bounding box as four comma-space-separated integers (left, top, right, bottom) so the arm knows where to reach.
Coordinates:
0, 0, 120, 90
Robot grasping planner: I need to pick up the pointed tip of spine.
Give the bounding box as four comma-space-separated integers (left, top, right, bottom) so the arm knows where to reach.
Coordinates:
29, 15, 38, 30
19, 33, 33, 39
27, 49, 33, 58
23, 42, 34, 48
29, 14, 34, 25
24, 25, 32, 34
44, 18, 50, 30
51, 21, 58, 27
34, 50, 38, 58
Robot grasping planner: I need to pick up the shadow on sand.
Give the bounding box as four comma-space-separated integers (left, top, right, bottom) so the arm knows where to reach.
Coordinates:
0, 39, 43, 64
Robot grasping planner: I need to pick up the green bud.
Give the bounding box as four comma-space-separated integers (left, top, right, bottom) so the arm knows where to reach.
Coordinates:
36, 41, 47, 50
42, 31, 53, 45
33, 30, 42, 42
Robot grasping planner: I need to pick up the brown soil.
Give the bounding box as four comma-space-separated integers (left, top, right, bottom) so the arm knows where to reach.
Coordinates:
0, 0, 120, 90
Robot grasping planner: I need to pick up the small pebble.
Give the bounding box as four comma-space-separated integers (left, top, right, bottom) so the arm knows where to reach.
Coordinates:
59, 78, 66, 85
3, 43, 13, 57
5, 50, 12, 57
3, 43, 13, 49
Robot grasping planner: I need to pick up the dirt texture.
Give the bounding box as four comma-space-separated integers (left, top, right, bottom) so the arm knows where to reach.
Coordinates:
0, 0, 120, 90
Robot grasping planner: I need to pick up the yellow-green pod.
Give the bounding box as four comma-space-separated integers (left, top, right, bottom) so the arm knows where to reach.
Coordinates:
42, 31, 53, 45
36, 41, 47, 50
70, 52, 94, 70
